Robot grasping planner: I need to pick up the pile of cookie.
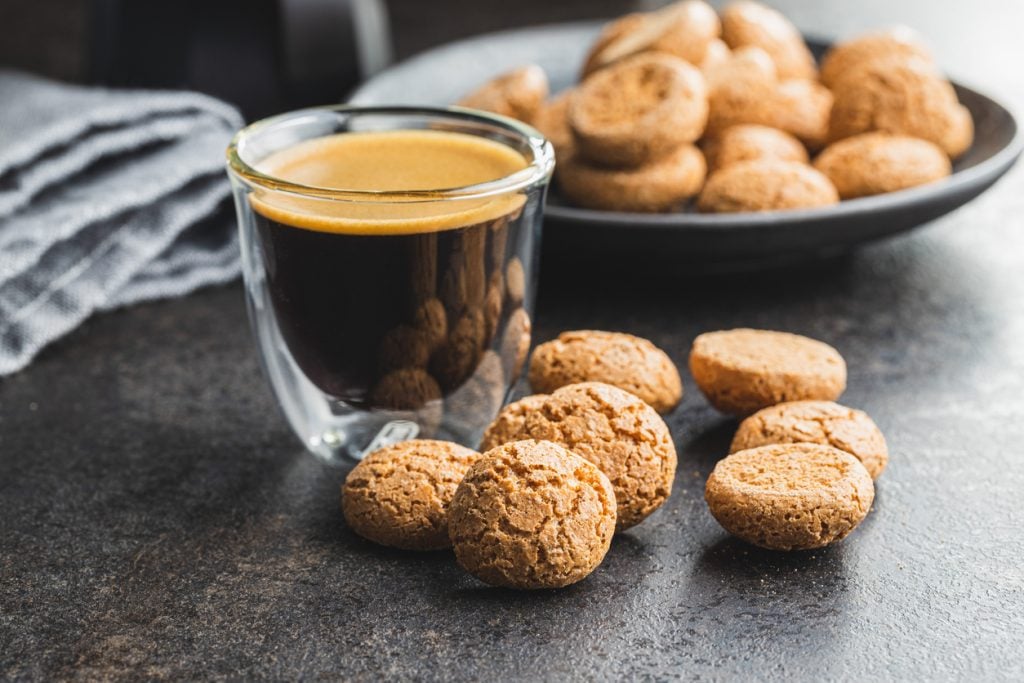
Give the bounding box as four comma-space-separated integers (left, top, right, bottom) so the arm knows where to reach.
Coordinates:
342, 327, 887, 590
456, 0, 972, 213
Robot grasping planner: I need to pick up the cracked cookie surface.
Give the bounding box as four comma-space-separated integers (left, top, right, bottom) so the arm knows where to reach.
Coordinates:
689, 328, 847, 415
697, 160, 838, 213
731, 400, 888, 478
448, 439, 617, 589
342, 440, 481, 550
479, 382, 677, 530
480, 394, 549, 452
705, 443, 875, 550
528, 330, 682, 413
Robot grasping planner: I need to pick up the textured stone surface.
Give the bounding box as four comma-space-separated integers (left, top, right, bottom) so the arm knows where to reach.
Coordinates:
4, 1, 1024, 679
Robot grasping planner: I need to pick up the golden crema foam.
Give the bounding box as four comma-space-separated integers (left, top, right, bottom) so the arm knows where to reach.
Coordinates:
249, 130, 529, 235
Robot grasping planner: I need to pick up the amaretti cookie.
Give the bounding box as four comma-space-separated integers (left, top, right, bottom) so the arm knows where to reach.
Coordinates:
342, 440, 480, 550
689, 328, 847, 415
479, 382, 677, 530
528, 330, 682, 413
697, 160, 838, 213
771, 79, 832, 150
457, 64, 549, 123
704, 46, 779, 137
702, 124, 807, 173
570, 53, 708, 166
720, 1, 816, 80
731, 400, 889, 478
581, 1, 720, 76
819, 26, 933, 89
532, 90, 575, 161
558, 143, 706, 213
827, 56, 973, 158
813, 132, 951, 199
479, 394, 549, 451
699, 39, 731, 76
448, 439, 617, 589
705, 443, 874, 550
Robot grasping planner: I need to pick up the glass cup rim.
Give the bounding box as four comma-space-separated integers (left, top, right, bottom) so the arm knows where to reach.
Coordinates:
226, 104, 555, 203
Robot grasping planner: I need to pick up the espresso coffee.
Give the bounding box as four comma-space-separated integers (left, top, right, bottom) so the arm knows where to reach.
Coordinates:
250, 130, 534, 415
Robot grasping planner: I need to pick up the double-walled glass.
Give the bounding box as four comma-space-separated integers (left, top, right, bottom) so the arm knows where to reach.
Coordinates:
226, 106, 553, 463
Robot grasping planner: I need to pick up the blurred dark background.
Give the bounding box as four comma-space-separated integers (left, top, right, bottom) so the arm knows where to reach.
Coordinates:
0, 0, 638, 120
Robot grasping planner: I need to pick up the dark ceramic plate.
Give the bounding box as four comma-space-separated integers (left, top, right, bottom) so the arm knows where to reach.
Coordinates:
350, 21, 1022, 268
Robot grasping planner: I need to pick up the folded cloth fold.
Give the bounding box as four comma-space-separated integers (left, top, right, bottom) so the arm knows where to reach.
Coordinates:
0, 70, 245, 375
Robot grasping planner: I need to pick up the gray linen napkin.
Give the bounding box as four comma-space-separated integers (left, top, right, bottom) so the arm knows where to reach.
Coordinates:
0, 70, 244, 375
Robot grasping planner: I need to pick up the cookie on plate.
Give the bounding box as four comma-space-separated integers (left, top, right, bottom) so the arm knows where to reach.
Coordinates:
342, 440, 480, 550
705, 443, 875, 550
479, 382, 677, 530
731, 400, 889, 478
827, 56, 973, 158
720, 1, 816, 80
689, 328, 847, 415
703, 46, 779, 137
570, 52, 708, 167
581, 1, 720, 77
819, 26, 933, 89
532, 90, 575, 161
457, 64, 549, 123
697, 160, 838, 213
448, 439, 617, 589
702, 124, 808, 173
558, 143, 706, 213
479, 394, 549, 451
770, 79, 832, 150
528, 330, 682, 413
813, 132, 951, 199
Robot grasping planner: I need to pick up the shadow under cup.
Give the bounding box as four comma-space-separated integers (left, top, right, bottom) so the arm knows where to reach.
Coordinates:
226, 107, 554, 463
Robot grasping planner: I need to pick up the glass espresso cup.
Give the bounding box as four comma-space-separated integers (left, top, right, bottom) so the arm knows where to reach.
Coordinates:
226, 106, 553, 462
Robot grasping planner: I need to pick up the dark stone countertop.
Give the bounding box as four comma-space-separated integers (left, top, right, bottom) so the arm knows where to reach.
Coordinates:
4, 1, 1024, 680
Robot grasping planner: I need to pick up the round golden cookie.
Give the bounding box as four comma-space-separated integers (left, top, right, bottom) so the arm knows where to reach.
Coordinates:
570, 53, 708, 167
731, 400, 889, 478
528, 330, 682, 413
705, 443, 875, 550
827, 56, 973, 159
532, 91, 575, 162
342, 440, 480, 551
699, 39, 731, 77
703, 124, 808, 173
819, 26, 933, 89
580, 12, 648, 78
581, 1, 721, 76
457, 65, 549, 123
448, 439, 617, 589
689, 328, 847, 415
720, 1, 816, 80
770, 79, 832, 150
558, 144, 706, 213
813, 132, 951, 200
480, 382, 677, 531
479, 394, 549, 452
703, 46, 779, 137
697, 160, 838, 213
